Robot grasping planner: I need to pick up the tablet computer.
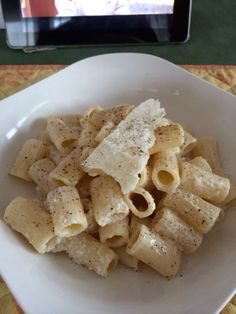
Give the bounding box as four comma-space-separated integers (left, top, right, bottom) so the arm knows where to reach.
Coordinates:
2, 0, 192, 49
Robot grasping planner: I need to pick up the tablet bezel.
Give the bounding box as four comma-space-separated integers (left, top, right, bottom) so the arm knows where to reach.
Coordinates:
2, 0, 192, 49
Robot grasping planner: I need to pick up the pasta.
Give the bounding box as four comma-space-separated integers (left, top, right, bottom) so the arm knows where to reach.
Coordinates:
10, 139, 47, 181
4, 99, 234, 278
114, 246, 139, 270
83, 199, 99, 236
162, 189, 221, 234
137, 165, 154, 190
65, 233, 118, 277
99, 217, 129, 248
180, 130, 197, 156
127, 224, 182, 277
188, 156, 212, 172
149, 123, 184, 154
46, 117, 79, 153
90, 175, 129, 226
47, 143, 67, 165
151, 207, 203, 253
191, 136, 225, 176
151, 150, 180, 193
46, 186, 87, 237
48, 147, 84, 187
180, 161, 230, 203
29, 158, 56, 194
4, 197, 58, 254
124, 187, 156, 218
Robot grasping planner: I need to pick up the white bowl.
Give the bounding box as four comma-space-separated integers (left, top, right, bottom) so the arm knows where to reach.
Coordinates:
0, 53, 236, 314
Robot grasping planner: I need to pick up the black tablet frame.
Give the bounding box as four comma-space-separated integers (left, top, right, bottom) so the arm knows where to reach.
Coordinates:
2, 0, 192, 49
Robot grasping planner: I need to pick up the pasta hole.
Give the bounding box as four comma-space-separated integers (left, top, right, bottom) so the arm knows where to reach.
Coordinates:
157, 171, 174, 185
45, 236, 58, 251
62, 139, 76, 148
50, 178, 65, 187
107, 236, 125, 248
130, 193, 148, 212
64, 224, 82, 235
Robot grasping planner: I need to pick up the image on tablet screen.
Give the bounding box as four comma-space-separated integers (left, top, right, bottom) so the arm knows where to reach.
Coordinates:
20, 0, 174, 18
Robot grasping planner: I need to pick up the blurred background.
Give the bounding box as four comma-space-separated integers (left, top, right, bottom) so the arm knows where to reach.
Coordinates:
0, 0, 235, 65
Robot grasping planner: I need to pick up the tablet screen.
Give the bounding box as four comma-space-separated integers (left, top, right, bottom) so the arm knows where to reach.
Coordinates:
2, 0, 191, 48
21, 1, 175, 17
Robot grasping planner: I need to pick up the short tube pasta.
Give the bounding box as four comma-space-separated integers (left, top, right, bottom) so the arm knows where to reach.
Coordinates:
46, 118, 79, 153
152, 207, 203, 253
180, 161, 230, 203
48, 147, 84, 187
46, 186, 87, 237
47, 143, 67, 165
162, 189, 221, 234
90, 175, 129, 226
99, 217, 129, 248
29, 158, 55, 194
124, 187, 155, 218
10, 139, 47, 182
127, 224, 182, 277
137, 165, 154, 190
222, 184, 236, 207
4, 197, 58, 254
65, 232, 118, 277
114, 246, 139, 270
149, 123, 184, 154
188, 156, 212, 172
95, 121, 115, 143
152, 150, 180, 193
191, 136, 225, 176
180, 130, 197, 156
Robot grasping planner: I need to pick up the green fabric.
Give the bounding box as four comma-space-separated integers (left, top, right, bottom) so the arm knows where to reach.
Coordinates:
0, 0, 235, 65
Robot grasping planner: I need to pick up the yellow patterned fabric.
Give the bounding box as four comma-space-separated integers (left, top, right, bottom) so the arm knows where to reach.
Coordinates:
0, 64, 235, 313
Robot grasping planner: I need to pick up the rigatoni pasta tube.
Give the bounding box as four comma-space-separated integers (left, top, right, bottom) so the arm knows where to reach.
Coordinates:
152, 150, 180, 193
180, 161, 230, 203
127, 224, 182, 277
29, 158, 55, 194
188, 156, 212, 172
163, 189, 221, 234
90, 175, 129, 226
220, 183, 236, 207
149, 124, 184, 154
124, 187, 155, 218
137, 165, 154, 190
46, 118, 79, 153
47, 143, 67, 165
4, 197, 57, 254
46, 186, 87, 237
48, 147, 84, 187
152, 208, 203, 253
95, 121, 114, 143
191, 136, 225, 176
10, 139, 47, 182
66, 232, 118, 277
180, 130, 197, 156
114, 246, 139, 270
99, 217, 129, 248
